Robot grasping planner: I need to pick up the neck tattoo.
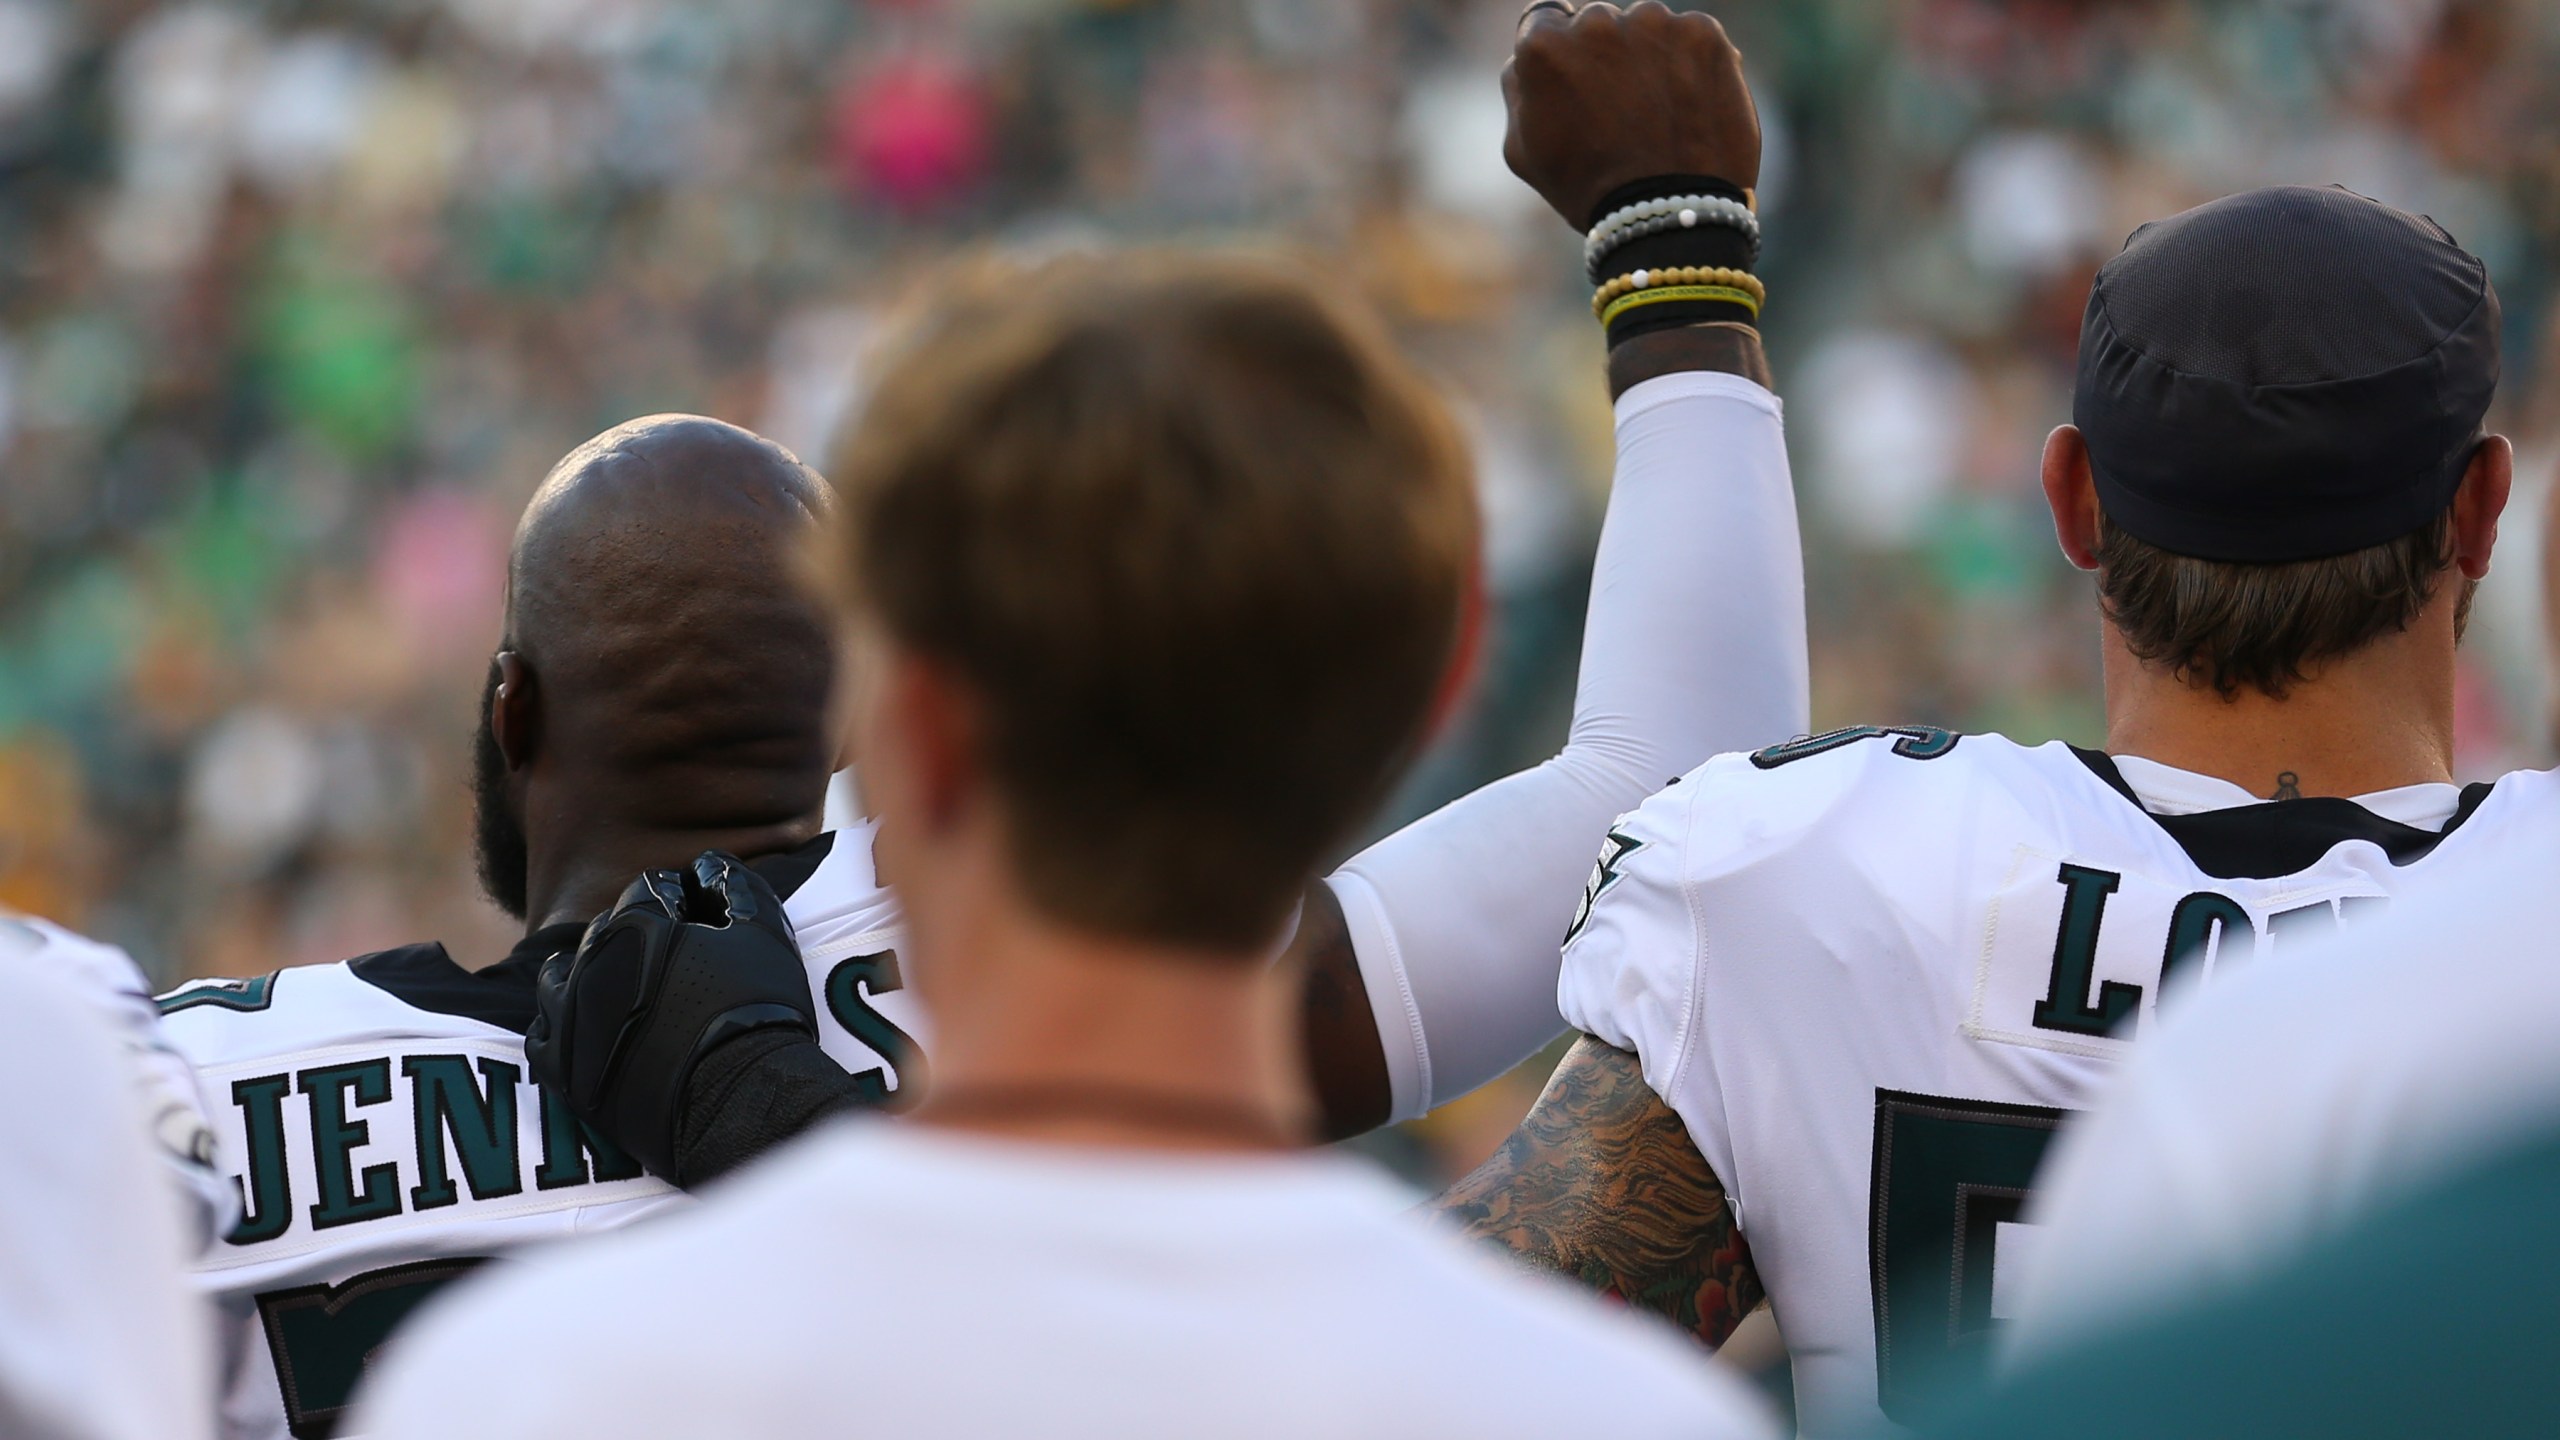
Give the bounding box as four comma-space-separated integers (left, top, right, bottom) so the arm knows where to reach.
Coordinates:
2270, 771, 2302, 802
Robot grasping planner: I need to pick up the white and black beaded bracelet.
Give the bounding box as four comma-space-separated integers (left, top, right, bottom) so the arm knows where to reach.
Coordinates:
1584, 194, 1760, 281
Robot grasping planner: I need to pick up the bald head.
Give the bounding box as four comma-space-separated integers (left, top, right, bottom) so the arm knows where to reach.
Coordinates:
514, 413, 828, 616
476, 415, 838, 921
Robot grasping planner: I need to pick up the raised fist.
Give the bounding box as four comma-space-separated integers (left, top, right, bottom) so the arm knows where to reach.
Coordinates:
1502, 1, 1761, 231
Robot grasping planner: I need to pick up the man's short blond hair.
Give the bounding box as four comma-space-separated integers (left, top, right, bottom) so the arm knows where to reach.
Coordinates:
828, 251, 1477, 950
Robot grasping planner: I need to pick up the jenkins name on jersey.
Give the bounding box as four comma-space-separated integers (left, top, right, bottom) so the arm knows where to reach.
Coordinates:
1558, 725, 2553, 1439
158, 821, 913, 1440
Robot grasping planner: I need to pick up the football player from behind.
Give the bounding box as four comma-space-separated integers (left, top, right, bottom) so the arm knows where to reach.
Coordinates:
154, 416, 919, 1440
1438, 8, 2532, 1437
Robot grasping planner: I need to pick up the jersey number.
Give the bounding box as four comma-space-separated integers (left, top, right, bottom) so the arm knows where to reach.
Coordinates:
1750, 725, 1957, 769
257, 1257, 486, 1438
1868, 1090, 2068, 1421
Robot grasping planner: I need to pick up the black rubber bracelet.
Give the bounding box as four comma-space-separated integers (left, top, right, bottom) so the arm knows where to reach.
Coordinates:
1606, 298, 1758, 349
1593, 223, 1756, 285
1584, 174, 1751, 233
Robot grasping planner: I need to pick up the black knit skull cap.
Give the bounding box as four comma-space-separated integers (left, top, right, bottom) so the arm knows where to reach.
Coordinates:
2072, 184, 2499, 563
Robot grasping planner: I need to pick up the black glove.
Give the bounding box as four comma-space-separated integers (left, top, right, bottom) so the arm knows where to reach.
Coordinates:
526, 851, 817, 1180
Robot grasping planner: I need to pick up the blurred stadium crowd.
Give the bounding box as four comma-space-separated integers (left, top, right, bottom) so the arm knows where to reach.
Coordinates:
6, 0, 2560, 1160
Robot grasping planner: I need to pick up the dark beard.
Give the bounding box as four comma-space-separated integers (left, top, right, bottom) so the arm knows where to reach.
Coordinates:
471, 666, 531, 921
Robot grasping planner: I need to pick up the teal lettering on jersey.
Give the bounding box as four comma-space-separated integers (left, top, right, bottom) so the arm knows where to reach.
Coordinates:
2161, 891, 2254, 986
158, 972, 278, 1016
826, 951, 923, 1108
257, 1257, 487, 1439
302, 1061, 402, 1230
227, 1073, 295, 1246
2269, 898, 2340, 953
2031, 863, 2139, 1037
533, 1085, 645, 1189
404, 1055, 524, 1210
1869, 1090, 2068, 1421
1749, 724, 1958, 769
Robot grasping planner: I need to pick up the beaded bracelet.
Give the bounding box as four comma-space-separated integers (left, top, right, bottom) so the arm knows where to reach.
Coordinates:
1587, 189, 1757, 238
1599, 283, 1763, 330
1585, 195, 1760, 280
1585, 177, 1754, 232
1590, 266, 1766, 321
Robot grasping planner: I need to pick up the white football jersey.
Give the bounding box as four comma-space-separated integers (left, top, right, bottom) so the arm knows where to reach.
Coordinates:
1557, 727, 2548, 1438
2008, 807, 2560, 1359
0, 917, 217, 1440
160, 823, 914, 1440
0, 911, 230, 1241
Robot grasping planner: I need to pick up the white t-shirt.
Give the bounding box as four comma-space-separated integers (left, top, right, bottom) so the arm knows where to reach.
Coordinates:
2006, 803, 2560, 1360
1555, 728, 2547, 1437
0, 918, 213, 1440
351, 1121, 1774, 1440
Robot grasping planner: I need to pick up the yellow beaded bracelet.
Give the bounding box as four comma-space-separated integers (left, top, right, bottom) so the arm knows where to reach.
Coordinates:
1589, 265, 1766, 320
1597, 283, 1763, 329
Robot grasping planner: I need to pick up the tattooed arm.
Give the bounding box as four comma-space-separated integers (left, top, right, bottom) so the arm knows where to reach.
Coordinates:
1435, 1036, 1763, 1347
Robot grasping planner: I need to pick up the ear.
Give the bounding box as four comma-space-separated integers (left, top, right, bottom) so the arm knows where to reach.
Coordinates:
2450, 435, 2513, 582
490, 652, 540, 772
2041, 425, 2102, 572
902, 656, 983, 833
856, 637, 984, 838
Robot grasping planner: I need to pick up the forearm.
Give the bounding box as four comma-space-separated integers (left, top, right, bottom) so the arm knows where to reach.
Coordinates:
1435, 1037, 1762, 1347
1609, 320, 1769, 399
1317, 326, 1807, 1126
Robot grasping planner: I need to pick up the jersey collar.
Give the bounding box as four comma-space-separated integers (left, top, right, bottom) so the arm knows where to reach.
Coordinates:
2069, 746, 2494, 880
346, 925, 581, 1036
344, 832, 841, 1033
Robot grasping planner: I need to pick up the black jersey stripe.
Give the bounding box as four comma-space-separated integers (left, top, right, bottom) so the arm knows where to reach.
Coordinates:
343, 832, 840, 1032
2069, 746, 2494, 880
346, 931, 570, 1036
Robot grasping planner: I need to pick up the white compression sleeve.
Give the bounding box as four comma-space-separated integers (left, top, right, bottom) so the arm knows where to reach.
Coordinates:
1326, 371, 1807, 1122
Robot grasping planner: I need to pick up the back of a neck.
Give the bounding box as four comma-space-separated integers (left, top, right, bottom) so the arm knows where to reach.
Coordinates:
2099, 631, 2456, 802
910, 902, 1309, 1154
525, 817, 824, 935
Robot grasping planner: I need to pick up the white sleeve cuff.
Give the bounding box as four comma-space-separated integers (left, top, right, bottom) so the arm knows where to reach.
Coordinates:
1325, 870, 1431, 1124
1612, 368, 1783, 425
